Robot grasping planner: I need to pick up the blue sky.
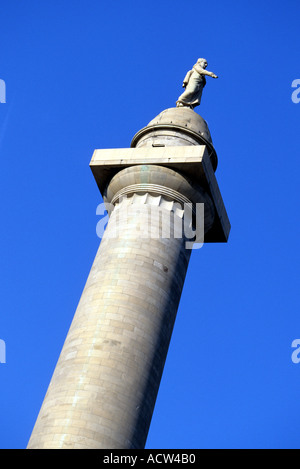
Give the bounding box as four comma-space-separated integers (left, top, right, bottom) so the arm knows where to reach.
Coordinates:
0, 0, 300, 449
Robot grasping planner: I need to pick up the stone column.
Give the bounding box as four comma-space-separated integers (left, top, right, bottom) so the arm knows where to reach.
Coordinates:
27, 107, 230, 449
27, 164, 215, 449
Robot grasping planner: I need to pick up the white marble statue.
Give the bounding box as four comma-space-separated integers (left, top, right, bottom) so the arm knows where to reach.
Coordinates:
176, 58, 218, 109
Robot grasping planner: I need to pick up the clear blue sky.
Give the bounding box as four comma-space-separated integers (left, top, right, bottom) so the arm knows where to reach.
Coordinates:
0, 0, 300, 449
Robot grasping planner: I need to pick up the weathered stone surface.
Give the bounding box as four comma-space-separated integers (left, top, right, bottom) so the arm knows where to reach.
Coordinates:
28, 106, 230, 449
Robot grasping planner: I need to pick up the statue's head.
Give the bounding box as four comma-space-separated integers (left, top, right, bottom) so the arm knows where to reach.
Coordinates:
197, 58, 208, 69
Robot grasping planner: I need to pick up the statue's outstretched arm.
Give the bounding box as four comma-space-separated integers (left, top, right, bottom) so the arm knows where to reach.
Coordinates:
202, 69, 218, 79
193, 63, 218, 79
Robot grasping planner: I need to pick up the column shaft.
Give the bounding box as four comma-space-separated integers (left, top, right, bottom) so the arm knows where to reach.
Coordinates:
27, 167, 200, 449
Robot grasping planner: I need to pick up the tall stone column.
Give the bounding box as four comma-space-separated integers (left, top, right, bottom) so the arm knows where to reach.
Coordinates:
27, 107, 230, 449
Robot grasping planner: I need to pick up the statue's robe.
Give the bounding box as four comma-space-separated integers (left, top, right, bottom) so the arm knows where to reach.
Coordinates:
176, 65, 207, 108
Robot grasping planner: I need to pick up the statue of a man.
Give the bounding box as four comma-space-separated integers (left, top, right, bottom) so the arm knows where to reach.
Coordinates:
176, 58, 218, 109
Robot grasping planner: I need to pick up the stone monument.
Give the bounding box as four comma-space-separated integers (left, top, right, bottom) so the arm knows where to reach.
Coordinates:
176, 58, 218, 109
27, 59, 230, 449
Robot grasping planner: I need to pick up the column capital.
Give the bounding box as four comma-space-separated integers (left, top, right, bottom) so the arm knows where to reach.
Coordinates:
104, 164, 215, 236
90, 146, 230, 242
